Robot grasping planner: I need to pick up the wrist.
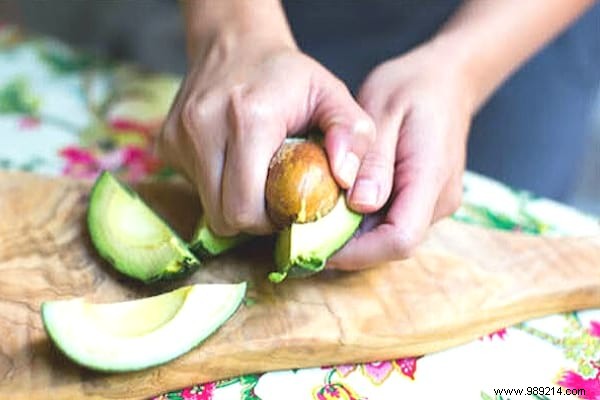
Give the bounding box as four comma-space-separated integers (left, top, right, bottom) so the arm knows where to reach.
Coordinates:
187, 29, 297, 70
419, 34, 481, 117
183, 0, 297, 63
427, 0, 596, 113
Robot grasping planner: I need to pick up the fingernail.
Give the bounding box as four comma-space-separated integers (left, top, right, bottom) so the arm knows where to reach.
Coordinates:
351, 178, 379, 207
338, 152, 360, 188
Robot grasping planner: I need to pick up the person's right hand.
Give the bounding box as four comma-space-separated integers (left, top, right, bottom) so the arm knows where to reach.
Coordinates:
159, 34, 374, 237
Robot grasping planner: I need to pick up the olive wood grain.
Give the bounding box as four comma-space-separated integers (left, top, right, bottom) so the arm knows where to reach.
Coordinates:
0, 171, 598, 400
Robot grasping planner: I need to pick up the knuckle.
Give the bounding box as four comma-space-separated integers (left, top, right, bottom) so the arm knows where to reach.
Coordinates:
227, 86, 271, 135
389, 229, 418, 260
382, 94, 405, 120
181, 96, 209, 134
359, 150, 392, 178
353, 117, 376, 144
223, 205, 259, 231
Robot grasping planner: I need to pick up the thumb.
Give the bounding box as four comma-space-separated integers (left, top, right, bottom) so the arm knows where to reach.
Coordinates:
346, 106, 401, 213
312, 80, 375, 189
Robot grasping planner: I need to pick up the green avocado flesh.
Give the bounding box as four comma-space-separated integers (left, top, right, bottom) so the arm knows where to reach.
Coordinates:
270, 195, 362, 283
41, 283, 246, 372
87, 171, 201, 283
190, 216, 248, 258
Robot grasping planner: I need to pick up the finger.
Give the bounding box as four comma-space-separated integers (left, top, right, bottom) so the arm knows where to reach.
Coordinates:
156, 102, 190, 181
328, 171, 438, 270
346, 98, 403, 213
221, 86, 280, 235
192, 133, 234, 237
155, 84, 184, 164
328, 119, 443, 270
314, 79, 376, 189
180, 93, 235, 237
156, 123, 186, 181
432, 169, 464, 222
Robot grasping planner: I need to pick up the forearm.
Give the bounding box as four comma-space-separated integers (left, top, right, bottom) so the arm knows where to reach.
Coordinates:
431, 0, 596, 112
181, 0, 296, 61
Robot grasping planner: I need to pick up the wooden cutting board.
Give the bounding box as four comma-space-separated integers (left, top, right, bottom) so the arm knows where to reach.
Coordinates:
0, 171, 599, 400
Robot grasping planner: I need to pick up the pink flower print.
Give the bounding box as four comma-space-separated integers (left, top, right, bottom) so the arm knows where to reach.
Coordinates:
60, 145, 162, 181
96, 149, 125, 171
334, 364, 357, 378
60, 147, 96, 165
108, 117, 155, 136
480, 328, 507, 341
18, 116, 40, 130
313, 382, 362, 400
60, 146, 101, 179
394, 357, 419, 380
589, 321, 600, 338
120, 146, 161, 181
557, 371, 600, 400
181, 382, 216, 400
361, 361, 394, 385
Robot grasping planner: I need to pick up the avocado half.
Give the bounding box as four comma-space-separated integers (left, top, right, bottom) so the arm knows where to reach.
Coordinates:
270, 195, 362, 283
42, 283, 246, 372
87, 171, 201, 283
189, 215, 249, 258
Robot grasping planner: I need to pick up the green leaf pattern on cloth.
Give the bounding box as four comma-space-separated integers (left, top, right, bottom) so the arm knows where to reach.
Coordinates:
0, 78, 39, 114
1, 24, 599, 400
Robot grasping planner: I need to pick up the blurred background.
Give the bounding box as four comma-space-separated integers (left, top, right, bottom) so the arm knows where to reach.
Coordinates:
1, 0, 598, 215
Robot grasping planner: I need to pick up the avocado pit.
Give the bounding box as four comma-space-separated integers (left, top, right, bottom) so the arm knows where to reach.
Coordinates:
265, 140, 339, 228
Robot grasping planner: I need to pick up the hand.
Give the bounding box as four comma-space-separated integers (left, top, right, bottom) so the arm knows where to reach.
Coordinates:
159, 34, 374, 237
329, 41, 475, 269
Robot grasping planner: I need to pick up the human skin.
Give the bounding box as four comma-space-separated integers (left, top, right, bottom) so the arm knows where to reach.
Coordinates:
159, 0, 595, 269
160, 0, 374, 237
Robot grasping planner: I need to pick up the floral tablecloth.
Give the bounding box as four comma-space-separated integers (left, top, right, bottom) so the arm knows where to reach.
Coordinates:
1, 25, 600, 400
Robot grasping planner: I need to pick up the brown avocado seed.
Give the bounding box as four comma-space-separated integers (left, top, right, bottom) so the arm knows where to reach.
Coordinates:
266, 140, 340, 228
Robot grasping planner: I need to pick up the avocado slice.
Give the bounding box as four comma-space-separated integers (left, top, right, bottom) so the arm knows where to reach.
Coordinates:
189, 216, 248, 258
270, 195, 362, 283
41, 282, 246, 372
87, 171, 201, 283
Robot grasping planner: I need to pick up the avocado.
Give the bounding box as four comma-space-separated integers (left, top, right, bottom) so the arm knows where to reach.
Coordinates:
189, 215, 248, 258
41, 282, 246, 372
270, 195, 362, 283
87, 171, 201, 283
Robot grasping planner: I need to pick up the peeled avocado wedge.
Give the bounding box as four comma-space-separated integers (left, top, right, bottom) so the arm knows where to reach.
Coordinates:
265, 138, 363, 283
88, 171, 201, 283
270, 195, 362, 283
190, 215, 249, 258
41, 283, 246, 372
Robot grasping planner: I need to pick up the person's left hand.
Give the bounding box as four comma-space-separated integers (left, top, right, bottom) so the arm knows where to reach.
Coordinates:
328, 40, 475, 269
